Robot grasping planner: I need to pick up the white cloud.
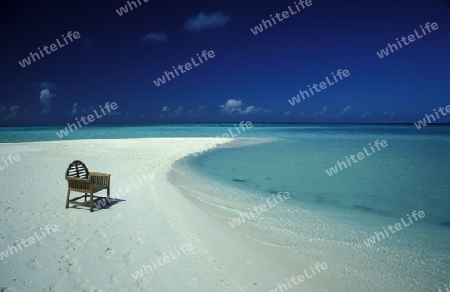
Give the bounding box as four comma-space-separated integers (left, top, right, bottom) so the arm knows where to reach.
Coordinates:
295, 106, 327, 118
39, 82, 57, 115
174, 106, 183, 115
187, 105, 208, 117
69, 103, 79, 115
224, 99, 242, 107
184, 12, 231, 33
361, 111, 371, 118
219, 99, 258, 115
339, 105, 353, 116
315, 106, 328, 116
384, 111, 396, 116
40, 89, 56, 115
141, 32, 168, 43
242, 105, 256, 114
160, 106, 183, 118
4, 105, 21, 120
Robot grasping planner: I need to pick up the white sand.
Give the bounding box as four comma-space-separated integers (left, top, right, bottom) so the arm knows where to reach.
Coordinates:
0, 138, 326, 292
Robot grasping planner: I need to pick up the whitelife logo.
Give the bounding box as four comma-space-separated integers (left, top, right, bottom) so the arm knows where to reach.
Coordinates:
250, 0, 313, 35
0, 225, 58, 262
376, 22, 439, 59
153, 50, 216, 87
192, 121, 252, 157
287, 69, 350, 106
55, 102, 118, 139
115, 0, 149, 16
18, 31, 81, 68
228, 192, 290, 228
269, 262, 328, 292
131, 243, 194, 280
414, 104, 450, 129
325, 140, 388, 176
0, 153, 21, 171
363, 210, 425, 247
93, 172, 155, 209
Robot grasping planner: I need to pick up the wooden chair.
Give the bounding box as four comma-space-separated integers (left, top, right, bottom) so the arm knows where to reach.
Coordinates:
65, 160, 111, 212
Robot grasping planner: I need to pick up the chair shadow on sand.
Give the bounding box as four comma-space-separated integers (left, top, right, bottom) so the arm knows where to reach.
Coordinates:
69, 197, 126, 212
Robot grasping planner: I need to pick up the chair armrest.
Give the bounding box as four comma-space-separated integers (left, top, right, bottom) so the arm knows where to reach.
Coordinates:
66, 176, 92, 190
89, 172, 111, 185
89, 172, 110, 177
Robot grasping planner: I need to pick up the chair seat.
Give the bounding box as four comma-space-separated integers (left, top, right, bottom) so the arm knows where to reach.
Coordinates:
92, 183, 108, 192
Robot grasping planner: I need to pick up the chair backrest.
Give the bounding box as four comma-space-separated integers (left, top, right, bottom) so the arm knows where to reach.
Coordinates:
65, 160, 90, 179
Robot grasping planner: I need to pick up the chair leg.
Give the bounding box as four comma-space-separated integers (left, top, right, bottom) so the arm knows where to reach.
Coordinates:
107, 187, 110, 205
84, 193, 87, 202
65, 190, 70, 208
90, 192, 94, 212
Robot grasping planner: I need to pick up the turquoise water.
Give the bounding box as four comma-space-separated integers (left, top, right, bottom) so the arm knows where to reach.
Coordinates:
185, 127, 450, 227
0, 123, 279, 143
1, 123, 447, 142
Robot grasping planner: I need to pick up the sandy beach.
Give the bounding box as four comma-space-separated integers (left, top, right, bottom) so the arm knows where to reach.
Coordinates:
0, 138, 326, 292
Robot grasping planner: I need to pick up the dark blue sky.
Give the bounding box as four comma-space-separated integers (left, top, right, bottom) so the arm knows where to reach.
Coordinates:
1, 0, 449, 125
